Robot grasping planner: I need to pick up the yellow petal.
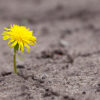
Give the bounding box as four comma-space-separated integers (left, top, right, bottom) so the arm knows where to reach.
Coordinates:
8, 39, 14, 45
4, 28, 10, 31
3, 35, 10, 40
32, 37, 37, 41
24, 43, 30, 52
10, 41, 17, 48
30, 42, 35, 46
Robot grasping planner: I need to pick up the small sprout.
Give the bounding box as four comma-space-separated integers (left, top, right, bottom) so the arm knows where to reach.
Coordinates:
2, 24, 37, 74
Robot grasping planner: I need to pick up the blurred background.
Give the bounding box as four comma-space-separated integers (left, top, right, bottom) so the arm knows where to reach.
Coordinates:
0, 0, 100, 24
1, 0, 100, 100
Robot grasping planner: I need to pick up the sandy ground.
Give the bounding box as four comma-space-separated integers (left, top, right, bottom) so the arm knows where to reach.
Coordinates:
0, 0, 100, 100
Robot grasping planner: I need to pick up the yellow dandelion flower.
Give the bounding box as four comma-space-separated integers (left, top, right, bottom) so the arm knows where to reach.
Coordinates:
2, 24, 37, 74
2, 24, 36, 52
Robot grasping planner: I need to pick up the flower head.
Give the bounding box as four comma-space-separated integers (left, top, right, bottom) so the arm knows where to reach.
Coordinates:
2, 24, 36, 52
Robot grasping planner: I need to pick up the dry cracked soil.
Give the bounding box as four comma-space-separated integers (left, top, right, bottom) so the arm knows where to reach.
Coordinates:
0, 0, 100, 100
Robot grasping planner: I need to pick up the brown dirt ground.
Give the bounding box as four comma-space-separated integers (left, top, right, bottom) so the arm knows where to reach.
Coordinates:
0, 0, 100, 100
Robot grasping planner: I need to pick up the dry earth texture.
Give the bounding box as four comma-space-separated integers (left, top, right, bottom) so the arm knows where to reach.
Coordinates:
0, 0, 100, 100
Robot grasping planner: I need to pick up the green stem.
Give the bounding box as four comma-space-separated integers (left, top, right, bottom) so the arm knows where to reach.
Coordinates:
13, 47, 17, 74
